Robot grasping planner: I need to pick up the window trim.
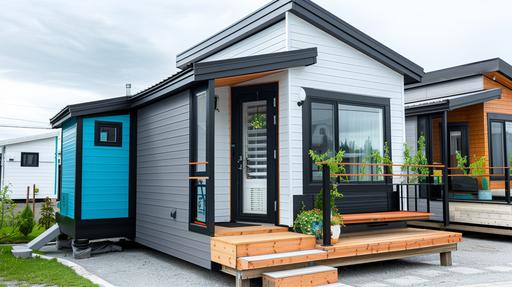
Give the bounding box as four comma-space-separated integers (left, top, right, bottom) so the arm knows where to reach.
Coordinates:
488, 113, 512, 180
21, 152, 39, 167
302, 88, 392, 187
94, 121, 123, 147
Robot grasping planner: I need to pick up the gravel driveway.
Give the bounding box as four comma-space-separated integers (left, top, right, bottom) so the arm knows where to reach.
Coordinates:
41, 233, 512, 287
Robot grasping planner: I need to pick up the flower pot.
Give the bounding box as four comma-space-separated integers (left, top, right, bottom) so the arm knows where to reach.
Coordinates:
478, 190, 492, 201
311, 221, 323, 241
331, 225, 341, 244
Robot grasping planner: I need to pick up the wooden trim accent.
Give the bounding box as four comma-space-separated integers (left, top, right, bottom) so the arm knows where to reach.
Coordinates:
189, 176, 209, 180
189, 161, 208, 165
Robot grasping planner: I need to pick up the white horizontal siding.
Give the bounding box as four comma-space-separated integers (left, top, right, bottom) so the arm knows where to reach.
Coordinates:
214, 86, 231, 222
1, 137, 57, 199
405, 76, 484, 103
285, 12, 406, 225
202, 20, 286, 62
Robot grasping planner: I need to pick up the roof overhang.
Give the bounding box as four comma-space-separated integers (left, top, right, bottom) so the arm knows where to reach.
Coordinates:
405, 88, 502, 116
407, 58, 512, 89
176, 0, 424, 84
193, 47, 317, 81
0, 130, 60, 146
50, 96, 131, 128
51, 48, 318, 123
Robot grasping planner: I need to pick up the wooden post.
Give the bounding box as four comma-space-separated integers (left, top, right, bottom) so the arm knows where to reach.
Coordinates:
322, 164, 331, 247
26, 186, 29, 205
440, 251, 452, 266
32, 184, 36, 214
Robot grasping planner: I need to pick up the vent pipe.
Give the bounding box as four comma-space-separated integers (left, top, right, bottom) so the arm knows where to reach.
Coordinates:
126, 83, 132, 96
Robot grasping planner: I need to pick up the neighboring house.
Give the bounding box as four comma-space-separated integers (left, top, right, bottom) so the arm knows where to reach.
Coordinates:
404, 58, 512, 231
0, 131, 60, 200
49, 0, 438, 270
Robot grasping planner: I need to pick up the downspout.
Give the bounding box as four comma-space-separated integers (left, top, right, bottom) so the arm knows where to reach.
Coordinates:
0, 146, 5, 188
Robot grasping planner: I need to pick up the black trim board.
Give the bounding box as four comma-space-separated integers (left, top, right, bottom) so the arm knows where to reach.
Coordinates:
405, 88, 502, 116
193, 48, 317, 81
176, 0, 424, 84
407, 58, 512, 89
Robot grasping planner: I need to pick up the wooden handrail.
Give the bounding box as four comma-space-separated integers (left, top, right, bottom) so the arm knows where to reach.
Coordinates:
331, 173, 438, 177
315, 162, 444, 168
188, 176, 209, 180
189, 162, 208, 165
447, 166, 510, 170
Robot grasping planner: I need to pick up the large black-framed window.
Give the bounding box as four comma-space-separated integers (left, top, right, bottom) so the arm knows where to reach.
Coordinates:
94, 121, 122, 147
303, 88, 391, 185
488, 113, 512, 178
21, 152, 39, 167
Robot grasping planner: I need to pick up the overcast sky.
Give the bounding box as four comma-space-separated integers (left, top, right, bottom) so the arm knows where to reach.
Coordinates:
0, 0, 510, 140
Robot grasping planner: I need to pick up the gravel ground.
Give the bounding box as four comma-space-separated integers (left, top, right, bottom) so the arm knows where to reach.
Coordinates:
41, 233, 512, 287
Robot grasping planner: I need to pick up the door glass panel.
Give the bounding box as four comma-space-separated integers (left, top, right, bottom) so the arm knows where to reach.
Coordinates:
311, 102, 335, 182
242, 100, 267, 214
449, 130, 462, 169
506, 122, 512, 168
491, 121, 505, 174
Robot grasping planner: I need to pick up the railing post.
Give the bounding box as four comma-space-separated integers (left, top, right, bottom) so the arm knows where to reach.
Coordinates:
506, 166, 511, 204
322, 164, 331, 246
427, 166, 432, 213
441, 111, 450, 226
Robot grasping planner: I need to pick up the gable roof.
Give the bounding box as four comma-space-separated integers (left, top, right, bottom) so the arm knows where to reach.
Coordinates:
176, 0, 424, 84
0, 130, 60, 147
406, 58, 512, 89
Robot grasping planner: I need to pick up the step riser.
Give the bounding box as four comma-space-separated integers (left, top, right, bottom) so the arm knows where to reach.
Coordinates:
237, 237, 316, 257
263, 270, 338, 287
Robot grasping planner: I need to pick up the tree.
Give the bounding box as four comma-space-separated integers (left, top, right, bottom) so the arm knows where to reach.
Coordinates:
39, 197, 56, 229
0, 185, 16, 228
17, 206, 35, 237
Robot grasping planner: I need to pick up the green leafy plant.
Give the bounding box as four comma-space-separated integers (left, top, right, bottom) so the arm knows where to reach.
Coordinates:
17, 206, 35, 238
455, 151, 468, 175
402, 134, 429, 183
250, 113, 266, 129
469, 155, 488, 190
330, 214, 343, 226
362, 142, 392, 176
39, 197, 55, 229
309, 149, 345, 214
0, 185, 16, 229
293, 208, 322, 235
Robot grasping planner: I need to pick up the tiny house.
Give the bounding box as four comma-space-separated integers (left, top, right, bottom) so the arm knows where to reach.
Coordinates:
405, 58, 512, 234
51, 0, 463, 280
0, 131, 59, 200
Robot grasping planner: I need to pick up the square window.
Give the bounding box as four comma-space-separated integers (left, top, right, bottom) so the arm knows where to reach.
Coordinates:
21, 152, 39, 167
94, 121, 122, 147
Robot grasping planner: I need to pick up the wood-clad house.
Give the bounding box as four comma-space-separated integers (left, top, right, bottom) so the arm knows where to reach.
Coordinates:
49, 0, 463, 284
405, 58, 512, 232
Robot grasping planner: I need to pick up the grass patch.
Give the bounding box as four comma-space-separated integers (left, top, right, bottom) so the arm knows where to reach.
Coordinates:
0, 225, 45, 244
0, 246, 97, 287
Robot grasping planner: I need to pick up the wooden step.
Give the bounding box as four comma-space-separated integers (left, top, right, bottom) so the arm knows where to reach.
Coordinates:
342, 211, 432, 225
215, 225, 288, 237
262, 265, 338, 287
318, 228, 462, 259
211, 232, 316, 268
238, 249, 328, 270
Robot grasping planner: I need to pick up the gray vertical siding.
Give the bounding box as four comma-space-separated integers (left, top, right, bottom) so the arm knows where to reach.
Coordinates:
135, 90, 212, 269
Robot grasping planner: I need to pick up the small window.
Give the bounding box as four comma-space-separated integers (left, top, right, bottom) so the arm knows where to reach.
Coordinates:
21, 152, 39, 167
94, 121, 122, 147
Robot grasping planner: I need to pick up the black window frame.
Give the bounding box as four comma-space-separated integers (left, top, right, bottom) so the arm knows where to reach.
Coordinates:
94, 121, 123, 147
488, 113, 512, 180
21, 152, 39, 167
303, 88, 391, 186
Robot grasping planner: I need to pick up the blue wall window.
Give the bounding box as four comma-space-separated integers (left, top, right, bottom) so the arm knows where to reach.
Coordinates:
94, 121, 122, 147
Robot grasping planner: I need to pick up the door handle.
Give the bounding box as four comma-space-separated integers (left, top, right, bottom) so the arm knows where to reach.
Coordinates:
237, 155, 244, 170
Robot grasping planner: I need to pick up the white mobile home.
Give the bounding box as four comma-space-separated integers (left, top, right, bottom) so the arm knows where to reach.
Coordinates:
0, 131, 60, 200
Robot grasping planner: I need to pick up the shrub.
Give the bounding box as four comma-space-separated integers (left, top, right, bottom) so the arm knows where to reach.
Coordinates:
39, 197, 55, 229
0, 185, 16, 228
17, 206, 35, 237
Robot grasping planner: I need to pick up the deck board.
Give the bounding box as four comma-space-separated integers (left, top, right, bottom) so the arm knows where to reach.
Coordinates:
215, 225, 288, 237
342, 211, 432, 225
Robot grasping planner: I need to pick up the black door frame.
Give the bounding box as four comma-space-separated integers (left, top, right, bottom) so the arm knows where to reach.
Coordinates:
231, 83, 278, 224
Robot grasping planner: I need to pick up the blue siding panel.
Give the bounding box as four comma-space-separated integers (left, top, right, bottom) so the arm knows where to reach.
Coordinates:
60, 118, 77, 219
81, 115, 130, 220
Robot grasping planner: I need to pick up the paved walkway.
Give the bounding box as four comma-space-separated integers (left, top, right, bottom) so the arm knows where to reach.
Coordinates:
41, 233, 512, 287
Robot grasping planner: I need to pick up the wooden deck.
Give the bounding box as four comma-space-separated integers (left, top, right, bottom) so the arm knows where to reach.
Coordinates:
342, 211, 432, 225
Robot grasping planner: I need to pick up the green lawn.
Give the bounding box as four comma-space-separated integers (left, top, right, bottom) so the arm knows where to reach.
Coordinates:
0, 225, 45, 244
0, 246, 97, 287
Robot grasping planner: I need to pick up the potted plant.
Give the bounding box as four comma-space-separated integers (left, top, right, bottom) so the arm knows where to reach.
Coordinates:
469, 155, 490, 200
330, 213, 343, 244
293, 208, 323, 240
